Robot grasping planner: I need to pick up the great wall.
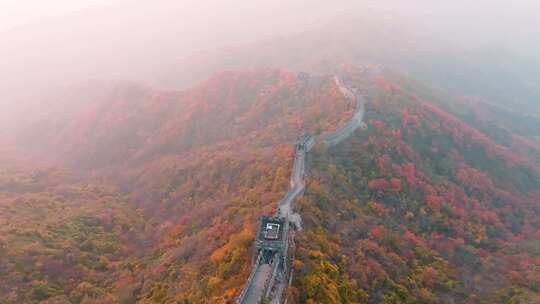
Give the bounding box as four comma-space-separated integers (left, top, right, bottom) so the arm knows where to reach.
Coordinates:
237, 74, 367, 304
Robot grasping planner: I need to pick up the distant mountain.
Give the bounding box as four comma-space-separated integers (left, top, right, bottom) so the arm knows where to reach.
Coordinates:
3, 5, 538, 116
12, 69, 353, 168
160, 17, 540, 115
0, 0, 349, 103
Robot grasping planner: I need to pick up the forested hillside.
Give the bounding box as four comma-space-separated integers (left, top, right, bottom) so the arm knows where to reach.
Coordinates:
2, 67, 539, 303
1, 68, 359, 303
0, 162, 150, 303
2, 1, 539, 303
290, 70, 540, 303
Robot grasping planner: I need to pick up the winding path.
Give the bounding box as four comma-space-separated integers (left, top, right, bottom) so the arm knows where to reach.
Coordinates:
317, 76, 367, 147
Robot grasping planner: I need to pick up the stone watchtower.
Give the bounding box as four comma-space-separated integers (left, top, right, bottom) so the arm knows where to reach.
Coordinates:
254, 216, 288, 264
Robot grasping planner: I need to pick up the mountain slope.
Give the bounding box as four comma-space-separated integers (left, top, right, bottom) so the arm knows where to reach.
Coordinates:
0, 163, 150, 304
2, 68, 362, 303
2, 67, 539, 303
290, 70, 540, 304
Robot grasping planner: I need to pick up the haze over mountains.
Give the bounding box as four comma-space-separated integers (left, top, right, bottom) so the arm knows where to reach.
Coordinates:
1, 0, 539, 108
1, 1, 539, 303
0, 0, 345, 98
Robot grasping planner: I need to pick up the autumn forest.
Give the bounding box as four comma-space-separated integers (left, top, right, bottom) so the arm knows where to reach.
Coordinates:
1, 2, 540, 304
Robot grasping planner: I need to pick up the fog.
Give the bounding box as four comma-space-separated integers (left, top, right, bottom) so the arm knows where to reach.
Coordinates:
1, 0, 539, 108
369, 0, 540, 51
0, 0, 110, 31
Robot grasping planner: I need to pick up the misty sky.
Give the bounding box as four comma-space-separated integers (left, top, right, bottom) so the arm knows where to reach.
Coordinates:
0, 0, 109, 30
3, 0, 539, 31
2, 0, 537, 52
1, 0, 538, 106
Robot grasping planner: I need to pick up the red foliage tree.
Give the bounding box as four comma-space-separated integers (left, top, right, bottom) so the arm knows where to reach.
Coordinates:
390, 178, 402, 193
368, 179, 389, 192
426, 195, 442, 212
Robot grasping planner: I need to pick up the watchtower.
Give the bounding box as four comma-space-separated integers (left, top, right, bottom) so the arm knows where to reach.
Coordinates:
255, 216, 287, 253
